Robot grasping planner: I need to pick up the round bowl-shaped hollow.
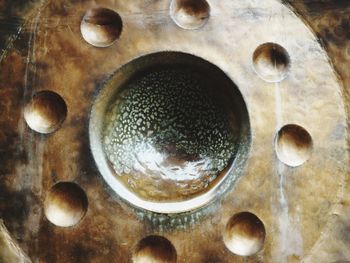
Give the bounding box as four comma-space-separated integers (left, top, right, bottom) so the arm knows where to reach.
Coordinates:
44, 182, 88, 227
132, 235, 177, 263
89, 51, 250, 213
24, 90, 67, 134
223, 212, 266, 256
170, 0, 210, 30
252, 42, 291, 83
80, 7, 123, 48
275, 124, 313, 167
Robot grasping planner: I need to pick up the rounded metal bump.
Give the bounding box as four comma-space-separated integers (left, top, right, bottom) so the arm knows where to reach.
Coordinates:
133, 235, 177, 263
44, 182, 88, 227
81, 7, 123, 47
223, 212, 266, 256
275, 124, 313, 167
252, 42, 291, 82
24, 90, 67, 134
170, 0, 210, 30
90, 51, 250, 213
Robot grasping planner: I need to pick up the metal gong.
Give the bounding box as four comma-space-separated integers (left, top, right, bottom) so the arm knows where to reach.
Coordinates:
0, 0, 349, 262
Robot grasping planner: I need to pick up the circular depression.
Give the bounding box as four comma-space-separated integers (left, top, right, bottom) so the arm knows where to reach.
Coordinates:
89, 51, 250, 213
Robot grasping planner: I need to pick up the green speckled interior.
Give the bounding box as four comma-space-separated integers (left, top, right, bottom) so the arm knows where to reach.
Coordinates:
101, 52, 250, 202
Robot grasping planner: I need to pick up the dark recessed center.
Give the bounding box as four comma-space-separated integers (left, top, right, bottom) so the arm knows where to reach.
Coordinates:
90, 52, 250, 212
103, 66, 238, 201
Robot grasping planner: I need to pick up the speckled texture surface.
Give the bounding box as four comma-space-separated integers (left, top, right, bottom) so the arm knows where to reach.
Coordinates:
0, 0, 349, 262
102, 67, 236, 201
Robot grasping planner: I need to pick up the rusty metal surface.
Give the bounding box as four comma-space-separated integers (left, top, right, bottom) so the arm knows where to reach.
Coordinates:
0, 0, 349, 262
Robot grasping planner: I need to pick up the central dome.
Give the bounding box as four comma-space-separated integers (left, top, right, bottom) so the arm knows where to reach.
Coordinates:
103, 67, 237, 201
90, 52, 250, 213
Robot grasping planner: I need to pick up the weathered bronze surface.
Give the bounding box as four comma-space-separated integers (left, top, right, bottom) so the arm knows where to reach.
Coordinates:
0, 0, 349, 262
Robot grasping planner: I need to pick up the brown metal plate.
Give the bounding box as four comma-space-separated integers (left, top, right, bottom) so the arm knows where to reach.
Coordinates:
0, 0, 349, 262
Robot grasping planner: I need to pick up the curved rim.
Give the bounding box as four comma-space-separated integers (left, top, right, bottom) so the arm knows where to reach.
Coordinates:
251, 42, 291, 83
89, 51, 251, 214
